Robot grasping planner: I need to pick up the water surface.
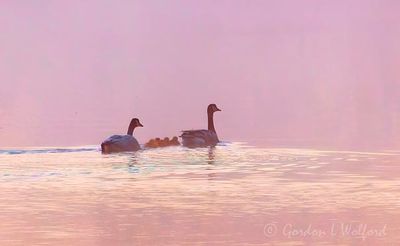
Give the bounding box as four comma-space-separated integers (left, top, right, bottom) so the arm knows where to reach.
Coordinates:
0, 143, 399, 245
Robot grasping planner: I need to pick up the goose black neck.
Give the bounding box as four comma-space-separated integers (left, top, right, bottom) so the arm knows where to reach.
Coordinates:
127, 122, 136, 136
208, 111, 216, 133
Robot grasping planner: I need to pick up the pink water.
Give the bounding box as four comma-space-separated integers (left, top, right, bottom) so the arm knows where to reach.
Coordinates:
0, 143, 399, 245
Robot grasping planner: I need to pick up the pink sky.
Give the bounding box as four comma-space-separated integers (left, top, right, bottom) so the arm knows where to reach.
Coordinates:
0, 0, 399, 149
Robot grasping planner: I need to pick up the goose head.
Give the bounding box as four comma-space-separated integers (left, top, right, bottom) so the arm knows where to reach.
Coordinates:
207, 104, 221, 114
127, 118, 143, 135
131, 118, 144, 128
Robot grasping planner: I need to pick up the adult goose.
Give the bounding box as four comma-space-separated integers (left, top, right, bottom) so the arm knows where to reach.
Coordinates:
181, 104, 221, 148
101, 118, 143, 153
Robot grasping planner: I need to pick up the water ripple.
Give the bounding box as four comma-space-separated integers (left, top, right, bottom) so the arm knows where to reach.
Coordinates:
0, 143, 399, 245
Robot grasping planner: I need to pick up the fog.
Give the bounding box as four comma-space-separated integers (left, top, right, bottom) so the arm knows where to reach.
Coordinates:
1, 0, 399, 149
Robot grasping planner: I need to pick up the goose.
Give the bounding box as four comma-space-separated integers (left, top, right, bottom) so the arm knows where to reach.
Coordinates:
160, 137, 170, 147
144, 139, 158, 148
144, 137, 161, 148
101, 118, 143, 153
170, 136, 180, 146
181, 104, 221, 148
145, 136, 181, 148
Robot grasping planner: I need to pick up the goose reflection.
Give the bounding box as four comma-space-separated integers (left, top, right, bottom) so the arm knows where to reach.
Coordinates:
127, 154, 140, 173
207, 147, 217, 180
207, 147, 216, 165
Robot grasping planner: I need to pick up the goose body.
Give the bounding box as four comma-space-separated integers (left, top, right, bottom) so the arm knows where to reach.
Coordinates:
101, 135, 140, 153
101, 118, 143, 154
181, 129, 219, 147
181, 104, 221, 148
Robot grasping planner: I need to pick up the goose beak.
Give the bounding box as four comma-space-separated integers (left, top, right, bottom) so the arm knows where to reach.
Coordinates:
138, 122, 144, 127
216, 107, 221, 111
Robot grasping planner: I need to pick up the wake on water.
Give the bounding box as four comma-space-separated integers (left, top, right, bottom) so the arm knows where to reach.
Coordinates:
0, 147, 99, 155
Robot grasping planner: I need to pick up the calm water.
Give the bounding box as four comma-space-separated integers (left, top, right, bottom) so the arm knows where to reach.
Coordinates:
0, 143, 399, 245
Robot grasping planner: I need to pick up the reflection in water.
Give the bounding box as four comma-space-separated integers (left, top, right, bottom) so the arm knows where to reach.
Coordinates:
207, 147, 216, 180
0, 143, 399, 245
208, 146, 216, 164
